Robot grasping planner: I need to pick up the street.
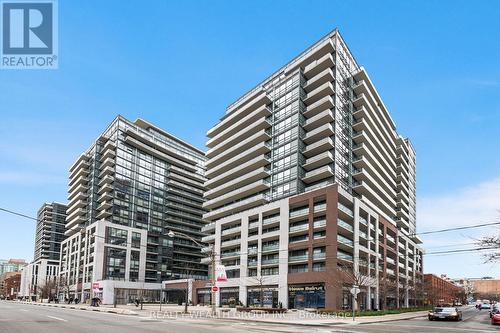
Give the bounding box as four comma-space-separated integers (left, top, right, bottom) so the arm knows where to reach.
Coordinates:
0, 301, 498, 333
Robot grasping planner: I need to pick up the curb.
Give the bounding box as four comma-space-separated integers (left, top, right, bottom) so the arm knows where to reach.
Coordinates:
18, 301, 138, 316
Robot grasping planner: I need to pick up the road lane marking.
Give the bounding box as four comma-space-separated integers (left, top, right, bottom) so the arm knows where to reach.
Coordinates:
369, 323, 493, 332
47, 315, 67, 322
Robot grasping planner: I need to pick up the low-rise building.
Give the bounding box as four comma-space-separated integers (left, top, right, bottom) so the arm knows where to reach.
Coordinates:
424, 274, 463, 306
1, 272, 21, 300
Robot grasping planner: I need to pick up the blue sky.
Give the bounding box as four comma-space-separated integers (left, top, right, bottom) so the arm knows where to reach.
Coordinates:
0, 1, 499, 278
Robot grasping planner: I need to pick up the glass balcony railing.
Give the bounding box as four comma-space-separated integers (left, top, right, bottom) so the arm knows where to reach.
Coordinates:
288, 254, 308, 262
313, 252, 326, 260
337, 235, 354, 247
338, 219, 353, 232
338, 203, 354, 217
290, 207, 309, 218
289, 223, 309, 232
262, 244, 279, 252
313, 219, 326, 228
337, 251, 353, 262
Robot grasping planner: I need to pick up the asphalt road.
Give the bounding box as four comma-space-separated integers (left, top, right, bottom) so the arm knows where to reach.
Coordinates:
1, 301, 498, 333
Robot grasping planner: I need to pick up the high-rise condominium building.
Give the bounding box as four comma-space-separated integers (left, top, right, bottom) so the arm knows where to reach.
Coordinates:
19, 202, 67, 300
59, 116, 207, 304
201, 29, 423, 310
34, 202, 67, 263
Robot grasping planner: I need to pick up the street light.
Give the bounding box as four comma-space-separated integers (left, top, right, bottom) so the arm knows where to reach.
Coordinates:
166, 230, 216, 316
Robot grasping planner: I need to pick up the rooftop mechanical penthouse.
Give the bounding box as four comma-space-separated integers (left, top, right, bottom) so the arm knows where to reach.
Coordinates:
201, 29, 423, 310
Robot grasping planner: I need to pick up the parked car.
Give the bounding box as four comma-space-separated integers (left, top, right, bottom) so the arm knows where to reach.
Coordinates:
492, 309, 500, 325
481, 302, 492, 310
429, 307, 463, 321
490, 304, 499, 318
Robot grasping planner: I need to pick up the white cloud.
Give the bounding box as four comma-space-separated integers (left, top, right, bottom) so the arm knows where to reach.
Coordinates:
418, 177, 500, 231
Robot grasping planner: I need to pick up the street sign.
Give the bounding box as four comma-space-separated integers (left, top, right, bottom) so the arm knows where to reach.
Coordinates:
350, 285, 360, 296
211, 286, 219, 292
92, 282, 100, 292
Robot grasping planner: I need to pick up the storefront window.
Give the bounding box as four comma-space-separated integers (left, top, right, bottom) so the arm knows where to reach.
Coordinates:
219, 287, 239, 307
288, 284, 325, 309
247, 286, 278, 308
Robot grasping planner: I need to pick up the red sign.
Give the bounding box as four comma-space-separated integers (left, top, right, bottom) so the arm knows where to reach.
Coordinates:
211, 286, 219, 292
92, 282, 100, 290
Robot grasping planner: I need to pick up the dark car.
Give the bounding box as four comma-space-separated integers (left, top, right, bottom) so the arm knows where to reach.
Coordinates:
428, 307, 462, 321
490, 305, 499, 318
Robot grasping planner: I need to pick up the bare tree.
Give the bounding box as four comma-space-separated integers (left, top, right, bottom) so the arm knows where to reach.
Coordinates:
378, 275, 398, 310
476, 234, 500, 263
336, 260, 376, 310
248, 275, 266, 307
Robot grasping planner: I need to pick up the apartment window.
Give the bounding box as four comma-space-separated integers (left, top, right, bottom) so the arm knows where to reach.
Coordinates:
313, 262, 325, 272
129, 250, 140, 282
313, 231, 326, 239
261, 267, 279, 276
105, 248, 126, 280
131, 232, 141, 248
289, 234, 309, 243
106, 227, 128, 246
289, 264, 308, 273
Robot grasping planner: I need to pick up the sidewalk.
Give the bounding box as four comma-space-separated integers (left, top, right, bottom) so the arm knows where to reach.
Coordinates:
18, 301, 139, 316
17, 301, 430, 326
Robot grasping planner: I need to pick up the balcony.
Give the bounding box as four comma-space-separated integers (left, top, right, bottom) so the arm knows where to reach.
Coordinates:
220, 237, 241, 247
100, 165, 114, 177
220, 250, 240, 258
205, 155, 270, 189
262, 215, 280, 226
100, 156, 115, 169
337, 251, 353, 262
248, 221, 259, 230
221, 226, 241, 236
303, 109, 334, 132
337, 234, 354, 249
248, 261, 258, 267
303, 151, 334, 172
66, 208, 87, 222
69, 155, 89, 173
304, 95, 334, 118
313, 252, 326, 260
209, 89, 271, 140
262, 244, 279, 252
203, 179, 270, 210
303, 123, 334, 144
313, 219, 326, 229
302, 165, 334, 184
205, 166, 269, 199
205, 142, 271, 179
96, 209, 112, 220
288, 254, 309, 263
203, 193, 269, 221
303, 53, 334, 78
201, 222, 215, 233
206, 128, 271, 169
96, 192, 113, 204
303, 82, 334, 105
338, 202, 354, 219
262, 258, 279, 266
201, 234, 215, 243
338, 218, 354, 234
289, 207, 309, 219
69, 167, 89, 187
98, 175, 114, 187
303, 137, 334, 157
289, 223, 309, 233
97, 183, 113, 195
304, 68, 334, 92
